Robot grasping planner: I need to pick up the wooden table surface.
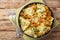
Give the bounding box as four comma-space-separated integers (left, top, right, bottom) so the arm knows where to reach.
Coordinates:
0, 0, 60, 40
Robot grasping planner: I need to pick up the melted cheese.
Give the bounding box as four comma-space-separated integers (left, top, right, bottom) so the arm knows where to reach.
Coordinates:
32, 17, 38, 23
20, 3, 54, 37
37, 23, 50, 36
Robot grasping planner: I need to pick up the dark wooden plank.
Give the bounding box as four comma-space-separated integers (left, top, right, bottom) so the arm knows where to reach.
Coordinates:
0, 31, 60, 40
0, 0, 60, 8
0, 8, 60, 19
0, 31, 22, 40
44, 0, 60, 8
0, 0, 29, 9
52, 25, 60, 32
0, 26, 16, 31
40, 31, 60, 40
51, 8, 60, 19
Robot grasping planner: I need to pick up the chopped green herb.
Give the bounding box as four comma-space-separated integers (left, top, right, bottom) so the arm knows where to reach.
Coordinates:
31, 27, 39, 33
37, 8, 41, 10
35, 29, 39, 32
36, 8, 41, 11
41, 11, 45, 14
43, 27, 47, 31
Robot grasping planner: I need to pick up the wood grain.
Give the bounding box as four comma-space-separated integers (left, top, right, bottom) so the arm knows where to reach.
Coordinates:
44, 0, 60, 8
40, 32, 60, 40
51, 8, 60, 19
0, 31, 60, 40
0, 31, 22, 40
0, 0, 60, 40
0, 0, 29, 9
0, 0, 60, 8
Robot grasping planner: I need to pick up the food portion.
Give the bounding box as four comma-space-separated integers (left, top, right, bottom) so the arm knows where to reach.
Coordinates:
20, 17, 30, 31
19, 3, 54, 38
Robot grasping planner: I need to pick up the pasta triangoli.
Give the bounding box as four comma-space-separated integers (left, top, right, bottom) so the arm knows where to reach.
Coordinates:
19, 3, 54, 38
